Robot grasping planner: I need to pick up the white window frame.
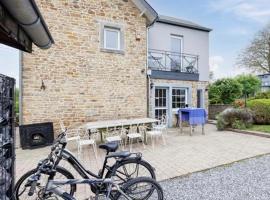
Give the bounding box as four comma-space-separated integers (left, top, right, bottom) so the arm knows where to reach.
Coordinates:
170, 35, 183, 54
172, 88, 188, 111
104, 27, 121, 50
170, 35, 183, 70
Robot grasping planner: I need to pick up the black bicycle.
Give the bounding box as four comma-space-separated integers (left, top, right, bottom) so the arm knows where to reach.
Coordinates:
14, 129, 156, 199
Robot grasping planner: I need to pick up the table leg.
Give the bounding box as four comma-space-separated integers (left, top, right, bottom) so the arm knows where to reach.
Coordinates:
144, 131, 148, 145
179, 114, 183, 134
100, 131, 104, 143
202, 124, 205, 135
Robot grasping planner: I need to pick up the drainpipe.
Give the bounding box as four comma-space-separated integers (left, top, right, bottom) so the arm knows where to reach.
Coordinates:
146, 27, 150, 117
1, 0, 54, 49
146, 16, 157, 118
19, 51, 23, 125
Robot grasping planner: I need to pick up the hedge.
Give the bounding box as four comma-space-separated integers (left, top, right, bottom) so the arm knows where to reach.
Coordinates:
247, 99, 270, 124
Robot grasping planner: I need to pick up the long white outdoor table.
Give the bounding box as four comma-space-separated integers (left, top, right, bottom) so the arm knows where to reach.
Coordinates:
84, 118, 159, 130
84, 118, 159, 143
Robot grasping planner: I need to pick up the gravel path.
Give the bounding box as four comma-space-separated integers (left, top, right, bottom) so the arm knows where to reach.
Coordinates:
161, 154, 270, 200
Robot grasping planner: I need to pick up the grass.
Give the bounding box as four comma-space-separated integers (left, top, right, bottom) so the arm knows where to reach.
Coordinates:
247, 125, 270, 134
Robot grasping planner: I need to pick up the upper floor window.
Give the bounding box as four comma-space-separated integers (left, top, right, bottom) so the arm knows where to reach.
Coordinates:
100, 21, 124, 54
104, 27, 120, 50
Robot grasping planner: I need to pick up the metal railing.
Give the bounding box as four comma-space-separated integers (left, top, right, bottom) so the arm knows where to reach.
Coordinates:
148, 49, 199, 73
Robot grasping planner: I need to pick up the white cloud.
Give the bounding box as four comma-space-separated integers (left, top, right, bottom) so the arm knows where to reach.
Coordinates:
227, 27, 249, 36
210, 55, 253, 80
209, 0, 270, 23
210, 56, 224, 72
209, 56, 225, 80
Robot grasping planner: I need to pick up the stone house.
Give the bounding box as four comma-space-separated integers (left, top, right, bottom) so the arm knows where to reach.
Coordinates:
20, 0, 211, 128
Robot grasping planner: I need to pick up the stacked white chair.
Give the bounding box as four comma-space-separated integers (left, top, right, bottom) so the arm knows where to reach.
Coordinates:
103, 125, 125, 148
146, 116, 167, 149
77, 127, 98, 160
126, 124, 145, 152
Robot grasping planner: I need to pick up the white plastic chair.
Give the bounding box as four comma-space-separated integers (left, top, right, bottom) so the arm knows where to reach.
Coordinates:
146, 129, 166, 149
153, 115, 168, 135
59, 121, 80, 153
126, 124, 145, 152
103, 126, 124, 148
77, 127, 98, 160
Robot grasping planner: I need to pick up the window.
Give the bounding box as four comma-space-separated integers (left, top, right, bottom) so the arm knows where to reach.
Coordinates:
104, 27, 120, 50
172, 88, 187, 109
197, 89, 203, 108
171, 35, 182, 53
155, 88, 168, 121
170, 35, 183, 70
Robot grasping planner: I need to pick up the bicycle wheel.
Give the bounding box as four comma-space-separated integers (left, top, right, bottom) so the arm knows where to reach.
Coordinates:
114, 177, 164, 200
14, 166, 76, 200
106, 159, 156, 185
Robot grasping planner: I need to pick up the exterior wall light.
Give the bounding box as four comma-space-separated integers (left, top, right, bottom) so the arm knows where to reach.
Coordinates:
150, 82, 154, 89
40, 80, 46, 91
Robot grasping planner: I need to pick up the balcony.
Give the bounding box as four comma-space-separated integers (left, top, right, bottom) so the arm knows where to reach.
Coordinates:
148, 49, 199, 81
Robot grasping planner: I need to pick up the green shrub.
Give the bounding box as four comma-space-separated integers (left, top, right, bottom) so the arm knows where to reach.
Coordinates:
253, 91, 270, 99
232, 120, 250, 129
235, 75, 261, 98
217, 108, 253, 130
15, 88, 19, 114
247, 99, 270, 124
209, 78, 243, 105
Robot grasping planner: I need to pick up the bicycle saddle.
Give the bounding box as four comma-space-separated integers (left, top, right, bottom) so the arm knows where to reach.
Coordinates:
99, 142, 118, 152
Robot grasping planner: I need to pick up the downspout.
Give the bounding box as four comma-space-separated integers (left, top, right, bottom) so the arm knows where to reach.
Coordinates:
146, 16, 158, 118
146, 27, 150, 117
19, 51, 23, 125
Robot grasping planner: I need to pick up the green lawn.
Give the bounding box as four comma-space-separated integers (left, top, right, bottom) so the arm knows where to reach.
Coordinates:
247, 125, 270, 133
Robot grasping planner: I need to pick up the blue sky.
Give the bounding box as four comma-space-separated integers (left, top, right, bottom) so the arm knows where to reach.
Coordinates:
1, 0, 270, 84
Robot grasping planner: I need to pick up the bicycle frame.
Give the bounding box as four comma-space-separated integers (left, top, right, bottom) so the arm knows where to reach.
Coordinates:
61, 149, 99, 179
57, 148, 140, 180
45, 178, 132, 200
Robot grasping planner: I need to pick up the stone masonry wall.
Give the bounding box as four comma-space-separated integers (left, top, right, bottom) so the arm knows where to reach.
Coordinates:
21, 0, 148, 130
149, 79, 209, 127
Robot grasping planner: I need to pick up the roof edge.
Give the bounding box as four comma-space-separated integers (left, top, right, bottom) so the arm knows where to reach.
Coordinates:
131, 0, 158, 26
157, 15, 212, 32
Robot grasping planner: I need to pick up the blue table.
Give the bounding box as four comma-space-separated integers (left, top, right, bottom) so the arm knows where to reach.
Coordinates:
178, 108, 207, 136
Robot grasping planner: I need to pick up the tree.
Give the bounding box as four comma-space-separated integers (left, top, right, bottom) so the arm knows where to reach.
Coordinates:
235, 75, 261, 98
237, 23, 270, 73
235, 75, 261, 107
209, 78, 243, 105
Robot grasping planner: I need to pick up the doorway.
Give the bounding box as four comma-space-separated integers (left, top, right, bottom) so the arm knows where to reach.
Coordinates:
154, 87, 169, 123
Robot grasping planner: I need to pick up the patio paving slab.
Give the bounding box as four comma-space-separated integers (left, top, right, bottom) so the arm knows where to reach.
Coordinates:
15, 124, 270, 199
